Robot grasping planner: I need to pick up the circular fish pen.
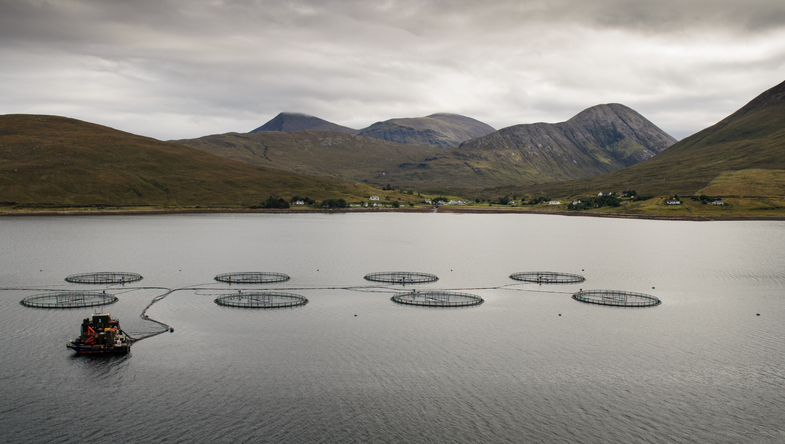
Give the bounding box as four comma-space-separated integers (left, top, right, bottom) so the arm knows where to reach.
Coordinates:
572, 290, 661, 307
215, 292, 308, 308
364, 272, 439, 284
510, 271, 585, 284
391, 290, 483, 307
214, 272, 290, 284
65, 272, 142, 284
20, 291, 118, 309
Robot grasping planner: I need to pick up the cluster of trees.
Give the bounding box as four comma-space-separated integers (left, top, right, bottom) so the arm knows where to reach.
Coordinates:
321, 198, 348, 209
568, 194, 621, 210
430, 196, 449, 204
692, 194, 717, 204
497, 196, 512, 205
623, 190, 654, 201
529, 196, 551, 205
250, 196, 290, 209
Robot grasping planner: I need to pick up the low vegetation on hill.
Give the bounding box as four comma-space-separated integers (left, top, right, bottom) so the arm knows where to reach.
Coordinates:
0, 115, 397, 209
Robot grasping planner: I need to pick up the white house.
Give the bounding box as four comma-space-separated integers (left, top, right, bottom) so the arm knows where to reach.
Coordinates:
369, 196, 380, 201
548, 200, 561, 205
666, 198, 681, 205
712, 199, 725, 205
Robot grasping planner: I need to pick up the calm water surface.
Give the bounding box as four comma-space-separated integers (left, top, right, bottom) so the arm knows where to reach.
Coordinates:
1, 213, 783, 443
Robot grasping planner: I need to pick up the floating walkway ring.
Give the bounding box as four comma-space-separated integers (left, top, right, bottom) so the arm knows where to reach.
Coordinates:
214, 272, 290, 284
65, 272, 142, 284
510, 271, 585, 284
364, 272, 438, 284
391, 290, 483, 307
572, 290, 661, 307
215, 291, 307, 308
21, 291, 118, 308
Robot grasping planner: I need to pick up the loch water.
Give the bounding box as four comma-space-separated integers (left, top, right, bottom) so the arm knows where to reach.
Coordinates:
1, 213, 784, 443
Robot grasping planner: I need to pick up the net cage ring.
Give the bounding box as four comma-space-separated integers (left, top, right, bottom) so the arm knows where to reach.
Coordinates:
510, 271, 585, 284
214, 272, 290, 284
215, 291, 308, 308
391, 290, 484, 307
20, 291, 118, 309
572, 289, 661, 307
364, 271, 439, 284
65, 272, 142, 284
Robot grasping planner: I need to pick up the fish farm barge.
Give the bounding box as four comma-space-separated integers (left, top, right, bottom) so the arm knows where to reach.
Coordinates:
66, 313, 131, 354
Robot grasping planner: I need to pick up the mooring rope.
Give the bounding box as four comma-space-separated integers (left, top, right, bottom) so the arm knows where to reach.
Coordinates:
126, 288, 175, 342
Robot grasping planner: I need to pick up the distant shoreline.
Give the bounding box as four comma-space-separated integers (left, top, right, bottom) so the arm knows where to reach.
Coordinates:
2, 206, 785, 221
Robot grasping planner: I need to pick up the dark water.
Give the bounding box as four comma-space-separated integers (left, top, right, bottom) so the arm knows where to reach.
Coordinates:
1, 213, 784, 443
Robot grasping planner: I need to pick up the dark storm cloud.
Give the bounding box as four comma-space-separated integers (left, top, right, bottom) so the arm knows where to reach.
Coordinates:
0, 0, 783, 139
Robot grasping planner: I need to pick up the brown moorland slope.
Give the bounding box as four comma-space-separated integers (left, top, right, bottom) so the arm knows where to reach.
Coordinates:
0, 115, 384, 207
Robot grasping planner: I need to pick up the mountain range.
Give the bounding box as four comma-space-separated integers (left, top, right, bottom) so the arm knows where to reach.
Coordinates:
252, 112, 496, 148
2, 79, 783, 209
179, 103, 675, 190
490, 79, 785, 198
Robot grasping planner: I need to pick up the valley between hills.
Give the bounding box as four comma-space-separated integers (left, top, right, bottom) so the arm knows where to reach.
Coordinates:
1, 80, 785, 217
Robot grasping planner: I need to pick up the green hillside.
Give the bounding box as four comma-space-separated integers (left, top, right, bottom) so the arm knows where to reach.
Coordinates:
490, 80, 785, 199
0, 115, 387, 208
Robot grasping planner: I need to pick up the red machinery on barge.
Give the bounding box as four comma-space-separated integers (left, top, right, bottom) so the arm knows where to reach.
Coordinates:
66, 313, 131, 354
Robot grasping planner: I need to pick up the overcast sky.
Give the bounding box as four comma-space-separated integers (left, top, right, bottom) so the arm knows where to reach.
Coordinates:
1, 0, 784, 141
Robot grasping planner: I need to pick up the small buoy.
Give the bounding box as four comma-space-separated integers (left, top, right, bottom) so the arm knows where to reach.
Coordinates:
652, 286, 655, 289
354, 314, 357, 317
169, 327, 174, 332
757, 313, 760, 316
558, 314, 562, 316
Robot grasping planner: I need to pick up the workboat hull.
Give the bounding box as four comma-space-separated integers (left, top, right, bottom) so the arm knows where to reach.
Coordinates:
66, 342, 130, 354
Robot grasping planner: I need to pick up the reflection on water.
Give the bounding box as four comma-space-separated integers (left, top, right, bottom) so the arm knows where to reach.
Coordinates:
1, 213, 784, 443
70, 353, 132, 377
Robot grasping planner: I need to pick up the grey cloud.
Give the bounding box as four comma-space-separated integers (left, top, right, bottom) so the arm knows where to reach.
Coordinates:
6, 1, 785, 45
0, 0, 783, 141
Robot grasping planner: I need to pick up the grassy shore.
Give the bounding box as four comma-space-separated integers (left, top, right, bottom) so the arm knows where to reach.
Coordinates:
3, 195, 785, 219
